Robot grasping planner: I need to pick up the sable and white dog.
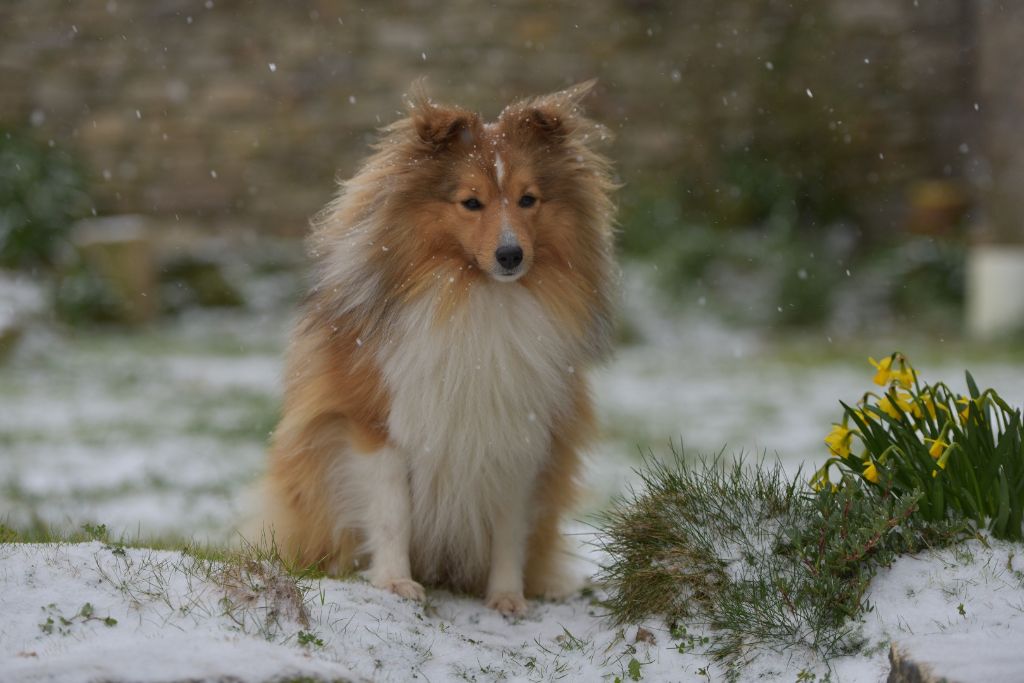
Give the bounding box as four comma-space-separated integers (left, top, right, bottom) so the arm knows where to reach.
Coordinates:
255, 81, 617, 616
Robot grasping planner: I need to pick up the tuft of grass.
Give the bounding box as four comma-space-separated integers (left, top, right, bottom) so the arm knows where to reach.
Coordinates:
594, 448, 963, 668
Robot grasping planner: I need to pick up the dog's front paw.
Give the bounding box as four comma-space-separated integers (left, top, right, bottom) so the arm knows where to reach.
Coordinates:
486, 591, 529, 617
373, 577, 426, 602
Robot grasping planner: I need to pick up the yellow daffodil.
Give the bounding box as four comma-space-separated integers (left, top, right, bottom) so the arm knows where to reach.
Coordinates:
878, 390, 914, 419
863, 461, 880, 483
825, 424, 854, 458
811, 466, 841, 492
925, 437, 949, 459
894, 363, 916, 390
956, 396, 972, 423
931, 445, 953, 477
870, 354, 916, 388
911, 393, 938, 420
869, 356, 895, 386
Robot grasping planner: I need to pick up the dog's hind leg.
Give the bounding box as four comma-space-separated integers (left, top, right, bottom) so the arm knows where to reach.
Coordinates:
256, 414, 361, 573
524, 379, 591, 600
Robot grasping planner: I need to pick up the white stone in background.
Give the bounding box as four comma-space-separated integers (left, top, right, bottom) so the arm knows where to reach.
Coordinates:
71, 215, 158, 323
72, 214, 150, 246
967, 245, 1024, 338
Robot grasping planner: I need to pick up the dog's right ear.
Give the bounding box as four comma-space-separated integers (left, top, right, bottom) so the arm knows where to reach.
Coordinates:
406, 81, 480, 150
502, 79, 605, 147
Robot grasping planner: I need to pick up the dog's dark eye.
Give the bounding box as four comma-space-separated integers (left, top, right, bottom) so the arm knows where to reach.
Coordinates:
461, 198, 484, 211
518, 195, 537, 208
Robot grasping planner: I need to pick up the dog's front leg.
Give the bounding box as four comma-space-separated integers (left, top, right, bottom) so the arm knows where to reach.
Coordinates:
350, 447, 425, 601
486, 483, 532, 617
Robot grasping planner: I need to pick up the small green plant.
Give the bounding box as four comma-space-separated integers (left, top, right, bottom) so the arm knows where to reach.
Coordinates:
595, 450, 961, 667
613, 657, 646, 683
296, 630, 324, 648
39, 602, 117, 635
670, 623, 710, 654
815, 353, 1024, 540
81, 522, 110, 541
627, 657, 643, 681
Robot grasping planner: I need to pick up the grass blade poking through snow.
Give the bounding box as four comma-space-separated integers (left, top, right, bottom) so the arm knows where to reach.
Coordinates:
594, 447, 963, 667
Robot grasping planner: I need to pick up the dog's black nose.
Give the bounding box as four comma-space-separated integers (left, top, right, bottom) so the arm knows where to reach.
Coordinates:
495, 245, 524, 271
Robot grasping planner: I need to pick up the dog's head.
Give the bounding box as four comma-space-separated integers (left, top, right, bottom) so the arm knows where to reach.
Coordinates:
389, 80, 614, 284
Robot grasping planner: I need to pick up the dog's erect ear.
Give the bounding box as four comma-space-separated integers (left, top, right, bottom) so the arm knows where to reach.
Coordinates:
406, 80, 480, 150
506, 79, 600, 143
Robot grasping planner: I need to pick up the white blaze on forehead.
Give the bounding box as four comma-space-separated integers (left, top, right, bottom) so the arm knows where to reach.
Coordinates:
495, 153, 505, 186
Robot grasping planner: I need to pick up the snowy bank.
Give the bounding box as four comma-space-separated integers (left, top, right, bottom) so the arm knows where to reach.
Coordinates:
2, 537, 1023, 682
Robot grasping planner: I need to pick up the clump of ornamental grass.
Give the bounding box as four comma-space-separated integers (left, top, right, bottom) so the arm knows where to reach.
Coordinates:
594, 450, 961, 667
816, 352, 1024, 540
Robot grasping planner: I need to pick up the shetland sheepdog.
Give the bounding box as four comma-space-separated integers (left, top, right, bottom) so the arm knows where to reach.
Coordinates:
256, 81, 617, 616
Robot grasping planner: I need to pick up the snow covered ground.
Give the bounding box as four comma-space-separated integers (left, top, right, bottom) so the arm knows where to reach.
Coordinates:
3, 535, 1024, 682
2, 269, 1024, 681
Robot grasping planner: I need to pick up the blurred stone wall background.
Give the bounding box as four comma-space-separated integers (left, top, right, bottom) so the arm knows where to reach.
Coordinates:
0, 0, 981, 241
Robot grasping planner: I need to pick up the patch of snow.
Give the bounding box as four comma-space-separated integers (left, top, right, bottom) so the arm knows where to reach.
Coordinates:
0, 272, 46, 331
0, 543, 354, 683
862, 536, 1024, 683
3, 537, 1022, 681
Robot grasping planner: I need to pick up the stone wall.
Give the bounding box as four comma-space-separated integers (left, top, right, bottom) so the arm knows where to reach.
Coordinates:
977, 1, 1024, 243
0, 0, 981, 239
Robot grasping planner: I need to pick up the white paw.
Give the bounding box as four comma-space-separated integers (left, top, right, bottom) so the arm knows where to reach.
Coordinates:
486, 591, 529, 617
373, 577, 426, 602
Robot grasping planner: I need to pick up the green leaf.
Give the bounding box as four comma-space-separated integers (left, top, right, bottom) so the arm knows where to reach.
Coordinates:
993, 468, 1011, 538
628, 657, 643, 681
965, 371, 981, 399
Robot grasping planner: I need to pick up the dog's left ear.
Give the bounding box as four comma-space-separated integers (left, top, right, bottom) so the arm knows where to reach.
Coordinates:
505, 79, 603, 144
406, 80, 481, 151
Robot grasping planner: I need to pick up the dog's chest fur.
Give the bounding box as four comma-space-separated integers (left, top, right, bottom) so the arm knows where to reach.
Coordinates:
378, 282, 576, 588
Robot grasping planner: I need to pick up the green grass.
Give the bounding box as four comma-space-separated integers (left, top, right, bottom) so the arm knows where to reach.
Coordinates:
0, 518, 360, 587
1, 520, 232, 562
594, 448, 965, 672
